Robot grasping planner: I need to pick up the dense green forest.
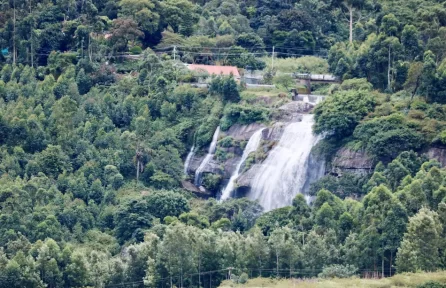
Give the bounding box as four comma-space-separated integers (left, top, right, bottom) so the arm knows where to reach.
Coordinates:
2, 0, 446, 287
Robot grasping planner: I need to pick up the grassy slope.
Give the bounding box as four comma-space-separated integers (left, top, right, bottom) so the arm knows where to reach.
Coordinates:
219, 271, 446, 288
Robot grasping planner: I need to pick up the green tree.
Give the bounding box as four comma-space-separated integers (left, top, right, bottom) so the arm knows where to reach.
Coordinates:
209, 75, 240, 103
35, 145, 71, 178
313, 90, 375, 139
76, 68, 92, 95
273, 74, 294, 90
396, 208, 443, 272
268, 227, 298, 277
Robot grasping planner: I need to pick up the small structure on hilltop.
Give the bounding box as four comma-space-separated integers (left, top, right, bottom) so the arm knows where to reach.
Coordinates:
186, 64, 241, 83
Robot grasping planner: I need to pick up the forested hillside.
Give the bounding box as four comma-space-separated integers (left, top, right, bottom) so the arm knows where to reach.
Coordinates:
2, 0, 446, 287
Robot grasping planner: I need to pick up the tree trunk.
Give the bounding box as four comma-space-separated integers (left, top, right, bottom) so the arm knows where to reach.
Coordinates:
381, 257, 384, 278
390, 251, 393, 277
30, 0, 33, 68
136, 159, 140, 183
349, 6, 353, 44
276, 253, 279, 277
198, 257, 201, 288
13, 0, 16, 65
388, 45, 391, 91
258, 255, 262, 277
88, 34, 92, 62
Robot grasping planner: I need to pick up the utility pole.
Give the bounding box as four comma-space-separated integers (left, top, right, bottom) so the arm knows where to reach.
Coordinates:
271, 46, 275, 69
173, 46, 176, 61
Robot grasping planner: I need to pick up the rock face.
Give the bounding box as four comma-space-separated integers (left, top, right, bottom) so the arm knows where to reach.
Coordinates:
427, 147, 446, 167
332, 148, 374, 175
226, 123, 267, 140
189, 155, 223, 176
262, 122, 287, 142
235, 164, 261, 197
186, 123, 269, 189
274, 101, 314, 122
181, 180, 212, 197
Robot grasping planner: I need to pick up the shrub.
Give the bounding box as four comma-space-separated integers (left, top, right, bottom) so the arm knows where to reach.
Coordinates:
354, 113, 426, 160
313, 90, 376, 139
318, 264, 358, 278
238, 273, 249, 284
408, 110, 425, 119
219, 136, 234, 148
339, 78, 373, 91
129, 46, 143, 55
417, 281, 446, 288
145, 190, 190, 219
220, 104, 270, 130
433, 130, 446, 145
202, 174, 222, 192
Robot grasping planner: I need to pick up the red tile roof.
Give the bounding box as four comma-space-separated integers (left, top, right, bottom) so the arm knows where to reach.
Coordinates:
187, 64, 240, 78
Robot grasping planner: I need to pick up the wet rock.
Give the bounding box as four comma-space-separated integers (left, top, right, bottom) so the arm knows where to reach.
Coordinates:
332, 147, 374, 175
262, 122, 288, 142
274, 101, 313, 122
225, 123, 267, 140
237, 164, 261, 189
223, 156, 241, 179
181, 181, 212, 197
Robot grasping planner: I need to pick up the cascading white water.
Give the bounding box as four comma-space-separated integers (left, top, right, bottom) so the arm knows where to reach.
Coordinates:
194, 126, 220, 186
221, 129, 264, 200
184, 145, 195, 175
248, 114, 321, 211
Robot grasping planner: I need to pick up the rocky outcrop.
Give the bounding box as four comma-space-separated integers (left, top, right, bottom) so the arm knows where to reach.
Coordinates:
237, 164, 261, 189
332, 147, 374, 175
274, 101, 314, 122
427, 147, 446, 167
225, 123, 267, 140
181, 181, 212, 197
187, 123, 269, 187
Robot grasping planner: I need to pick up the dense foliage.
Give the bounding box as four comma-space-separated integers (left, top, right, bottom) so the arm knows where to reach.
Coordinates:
2, 0, 446, 287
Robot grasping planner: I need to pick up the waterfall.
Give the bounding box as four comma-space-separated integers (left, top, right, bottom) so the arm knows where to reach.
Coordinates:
248, 114, 322, 211
221, 129, 264, 200
184, 145, 195, 175
194, 126, 220, 186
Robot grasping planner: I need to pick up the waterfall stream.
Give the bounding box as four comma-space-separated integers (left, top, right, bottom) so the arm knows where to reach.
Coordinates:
248, 115, 322, 211
194, 126, 220, 186
184, 145, 195, 175
221, 128, 264, 200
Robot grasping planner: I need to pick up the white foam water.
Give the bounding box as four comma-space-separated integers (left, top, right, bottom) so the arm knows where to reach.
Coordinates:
248, 115, 322, 211
220, 128, 264, 200
194, 126, 220, 186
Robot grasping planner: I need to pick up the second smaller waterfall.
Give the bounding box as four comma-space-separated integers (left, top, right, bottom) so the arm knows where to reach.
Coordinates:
221, 129, 264, 200
194, 126, 220, 186
184, 145, 195, 175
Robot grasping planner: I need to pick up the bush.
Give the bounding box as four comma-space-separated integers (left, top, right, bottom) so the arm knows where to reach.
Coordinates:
338, 78, 373, 91
313, 90, 376, 139
202, 174, 222, 192
238, 273, 249, 284
354, 113, 426, 160
129, 46, 143, 55
219, 136, 234, 148
318, 264, 358, 278
417, 281, 446, 288
209, 75, 240, 103
434, 130, 446, 145
221, 104, 269, 130
145, 190, 190, 219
